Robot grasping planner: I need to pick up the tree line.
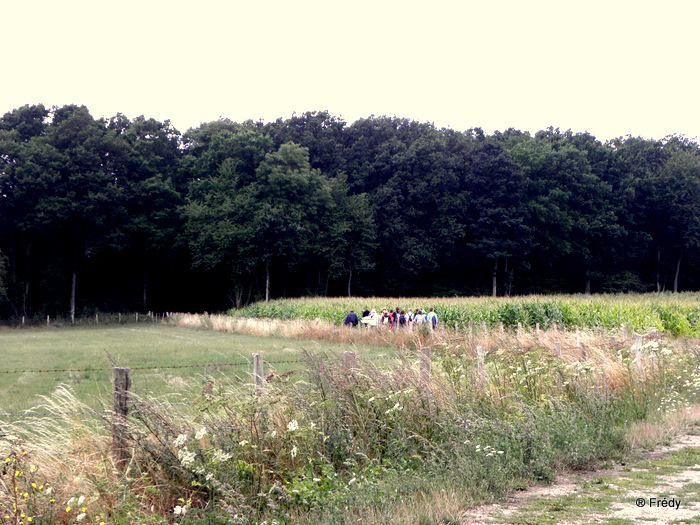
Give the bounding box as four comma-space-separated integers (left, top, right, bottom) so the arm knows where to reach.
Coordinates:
1, 104, 699, 319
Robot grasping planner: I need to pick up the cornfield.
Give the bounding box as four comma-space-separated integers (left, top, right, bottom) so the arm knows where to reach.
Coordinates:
232, 293, 700, 336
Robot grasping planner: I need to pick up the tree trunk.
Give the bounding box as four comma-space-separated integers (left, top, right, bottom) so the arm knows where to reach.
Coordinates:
234, 285, 243, 309
505, 257, 513, 297
584, 276, 591, 295
347, 267, 353, 297
70, 267, 77, 324
142, 268, 148, 312
247, 280, 254, 306
674, 250, 683, 293
21, 236, 34, 318
656, 245, 662, 293
265, 263, 270, 302
492, 258, 498, 297
70, 242, 80, 324
22, 281, 29, 318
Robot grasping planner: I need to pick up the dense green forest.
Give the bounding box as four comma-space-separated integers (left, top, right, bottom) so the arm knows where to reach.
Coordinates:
1, 104, 700, 319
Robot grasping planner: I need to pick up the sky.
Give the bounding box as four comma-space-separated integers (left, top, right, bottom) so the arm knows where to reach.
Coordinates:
3, 0, 699, 142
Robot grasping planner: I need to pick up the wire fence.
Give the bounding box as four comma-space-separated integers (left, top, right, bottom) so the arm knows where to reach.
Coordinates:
0, 352, 401, 420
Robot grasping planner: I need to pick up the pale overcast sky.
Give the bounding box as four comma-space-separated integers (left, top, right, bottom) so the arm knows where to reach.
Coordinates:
3, 0, 699, 142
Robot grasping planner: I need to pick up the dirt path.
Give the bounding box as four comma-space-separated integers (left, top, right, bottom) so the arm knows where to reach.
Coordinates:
461, 434, 700, 525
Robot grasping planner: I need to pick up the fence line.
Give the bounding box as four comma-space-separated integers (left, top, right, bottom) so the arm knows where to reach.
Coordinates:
0, 361, 257, 375
1, 329, 652, 469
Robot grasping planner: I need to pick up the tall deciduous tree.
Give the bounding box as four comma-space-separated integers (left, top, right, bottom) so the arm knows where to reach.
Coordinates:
45, 105, 129, 320
109, 115, 184, 310
651, 147, 700, 292
0, 104, 56, 315
182, 126, 273, 307
462, 141, 530, 296
249, 143, 333, 300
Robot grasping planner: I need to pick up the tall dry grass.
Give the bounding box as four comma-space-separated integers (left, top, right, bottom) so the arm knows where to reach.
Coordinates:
167, 312, 662, 388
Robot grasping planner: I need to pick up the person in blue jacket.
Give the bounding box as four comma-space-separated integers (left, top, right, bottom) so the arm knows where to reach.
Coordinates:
344, 310, 359, 327
426, 307, 438, 329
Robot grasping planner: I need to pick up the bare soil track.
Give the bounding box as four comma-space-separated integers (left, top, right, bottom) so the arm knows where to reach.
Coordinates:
462, 434, 700, 525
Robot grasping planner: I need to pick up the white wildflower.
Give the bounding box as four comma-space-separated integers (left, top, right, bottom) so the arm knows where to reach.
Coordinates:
76, 513, 87, 522
174, 434, 188, 448
213, 449, 232, 463
385, 402, 401, 414
291, 445, 298, 459
178, 448, 196, 467
195, 427, 207, 440
173, 505, 188, 515
287, 419, 299, 432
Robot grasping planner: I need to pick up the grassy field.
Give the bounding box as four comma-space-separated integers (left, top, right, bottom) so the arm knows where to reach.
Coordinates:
0, 324, 393, 414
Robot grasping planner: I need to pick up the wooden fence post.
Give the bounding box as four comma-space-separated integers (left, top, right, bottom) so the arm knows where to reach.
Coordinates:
554, 341, 562, 358
253, 353, 265, 396
112, 367, 132, 470
420, 347, 431, 385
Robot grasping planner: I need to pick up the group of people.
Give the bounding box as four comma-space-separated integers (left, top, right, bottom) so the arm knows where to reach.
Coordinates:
344, 306, 439, 330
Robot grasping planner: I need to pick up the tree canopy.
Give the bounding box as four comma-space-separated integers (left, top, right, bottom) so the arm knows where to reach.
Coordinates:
2, 104, 700, 317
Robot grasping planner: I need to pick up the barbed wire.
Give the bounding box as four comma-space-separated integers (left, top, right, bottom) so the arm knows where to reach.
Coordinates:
0, 354, 402, 376
0, 402, 194, 420
0, 353, 402, 418
0, 361, 251, 375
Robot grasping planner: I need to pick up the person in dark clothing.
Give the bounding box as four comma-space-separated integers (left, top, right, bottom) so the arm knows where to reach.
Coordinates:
344, 310, 359, 327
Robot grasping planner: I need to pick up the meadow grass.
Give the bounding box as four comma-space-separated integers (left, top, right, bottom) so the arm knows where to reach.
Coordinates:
0, 323, 391, 414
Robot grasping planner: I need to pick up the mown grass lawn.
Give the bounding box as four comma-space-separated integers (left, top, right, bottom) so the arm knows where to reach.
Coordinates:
0, 323, 393, 414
